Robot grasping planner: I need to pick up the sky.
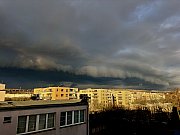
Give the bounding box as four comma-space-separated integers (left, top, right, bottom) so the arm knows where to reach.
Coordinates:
0, 0, 180, 89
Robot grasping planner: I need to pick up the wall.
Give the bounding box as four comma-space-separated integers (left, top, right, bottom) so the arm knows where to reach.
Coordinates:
5, 94, 32, 98
0, 105, 88, 135
0, 91, 5, 101
0, 84, 5, 90
34, 87, 79, 100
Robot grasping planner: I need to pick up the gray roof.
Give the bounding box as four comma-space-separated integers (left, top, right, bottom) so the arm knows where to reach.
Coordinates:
0, 99, 86, 111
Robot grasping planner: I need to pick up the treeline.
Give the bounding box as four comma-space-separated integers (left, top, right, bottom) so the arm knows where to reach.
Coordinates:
89, 106, 180, 135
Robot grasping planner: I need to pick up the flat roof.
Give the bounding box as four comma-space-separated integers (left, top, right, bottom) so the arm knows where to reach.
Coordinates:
0, 99, 87, 111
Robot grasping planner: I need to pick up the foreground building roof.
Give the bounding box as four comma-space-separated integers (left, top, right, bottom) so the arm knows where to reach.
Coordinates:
0, 99, 86, 111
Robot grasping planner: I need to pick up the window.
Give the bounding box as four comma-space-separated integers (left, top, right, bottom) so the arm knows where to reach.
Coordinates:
60, 112, 66, 126
80, 110, 85, 122
70, 89, 73, 92
66, 89, 68, 92
67, 111, 72, 125
39, 114, 46, 130
47, 113, 55, 128
60, 110, 85, 127
28, 115, 36, 132
61, 89, 63, 92
61, 94, 64, 97
17, 116, 27, 134
3, 117, 11, 123
66, 94, 68, 97
74, 110, 79, 124
17, 113, 55, 134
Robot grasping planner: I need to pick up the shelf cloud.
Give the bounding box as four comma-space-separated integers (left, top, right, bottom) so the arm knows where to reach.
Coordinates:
0, 0, 180, 88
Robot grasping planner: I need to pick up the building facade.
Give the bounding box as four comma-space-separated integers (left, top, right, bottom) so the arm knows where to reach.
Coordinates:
78, 88, 114, 111
34, 87, 78, 100
5, 89, 33, 94
0, 83, 5, 90
0, 91, 5, 101
112, 89, 132, 107
0, 100, 88, 135
0, 84, 6, 101
78, 88, 169, 112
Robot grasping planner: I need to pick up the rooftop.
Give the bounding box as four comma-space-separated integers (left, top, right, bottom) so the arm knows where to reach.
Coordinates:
0, 99, 86, 111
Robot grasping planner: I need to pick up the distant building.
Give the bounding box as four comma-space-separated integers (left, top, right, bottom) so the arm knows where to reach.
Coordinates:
5, 93, 32, 99
0, 84, 6, 101
112, 89, 132, 107
4, 89, 33, 101
0, 83, 5, 90
78, 88, 114, 112
0, 91, 5, 101
5, 89, 33, 94
78, 88, 170, 112
34, 87, 78, 100
0, 99, 88, 135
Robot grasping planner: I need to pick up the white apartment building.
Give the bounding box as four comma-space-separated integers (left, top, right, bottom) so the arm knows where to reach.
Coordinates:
0, 99, 88, 135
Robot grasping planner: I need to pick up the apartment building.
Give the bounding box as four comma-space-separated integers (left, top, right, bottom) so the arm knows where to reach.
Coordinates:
0, 83, 5, 90
130, 90, 166, 103
0, 83, 6, 101
34, 87, 78, 100
78, 88, 114, 111
0, 99, 88, 135
4, 89, 33, 101
5, 89, 33, 94
0, 91, 5, 101
78, 88, 169, 112
112, 89, 132, 107
79, 88, 138, 111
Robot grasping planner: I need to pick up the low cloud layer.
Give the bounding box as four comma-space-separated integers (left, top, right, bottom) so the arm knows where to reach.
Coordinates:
0, 0, 180, 88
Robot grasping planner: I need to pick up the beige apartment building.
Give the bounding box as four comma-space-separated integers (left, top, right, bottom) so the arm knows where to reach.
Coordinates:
34, 87, 78, 100
112, 89, 132, 107
5, 89, 33, 94
0, 83, 5, 90
79, 88, 137, 111
0, 91, 5, 101
130, 90, 166, 103
4, 89, 33, 101
78, 88, 168, 112
0, 83, 6, 101
5, 94, 32, 99
78, 88, 114, 111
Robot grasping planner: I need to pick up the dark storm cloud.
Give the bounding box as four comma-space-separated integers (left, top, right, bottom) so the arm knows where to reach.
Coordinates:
0, 0, 180, 88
